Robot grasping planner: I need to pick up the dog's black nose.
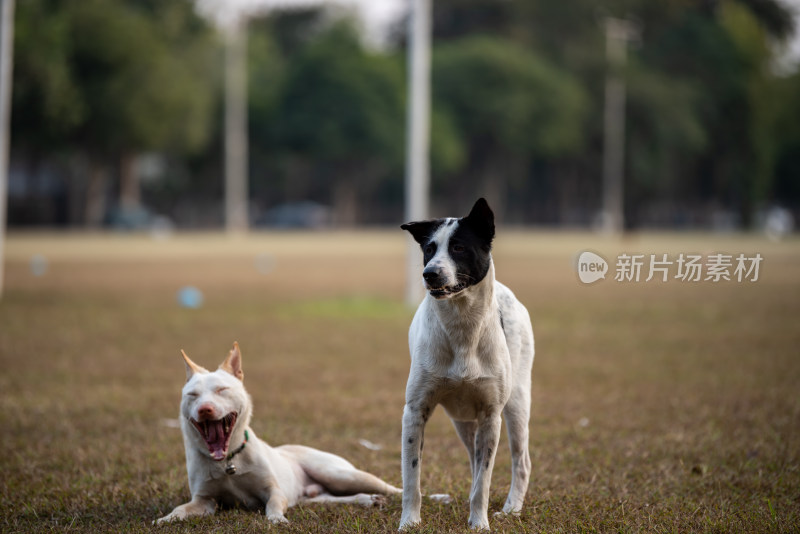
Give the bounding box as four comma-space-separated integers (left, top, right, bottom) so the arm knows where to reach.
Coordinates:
423, 269, 443, 286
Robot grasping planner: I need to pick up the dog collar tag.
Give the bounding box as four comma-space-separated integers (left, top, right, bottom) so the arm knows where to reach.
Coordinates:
223, 430, 248, 475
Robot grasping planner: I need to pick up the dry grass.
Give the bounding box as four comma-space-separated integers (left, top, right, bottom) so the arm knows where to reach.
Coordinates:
1, 230, 798, 533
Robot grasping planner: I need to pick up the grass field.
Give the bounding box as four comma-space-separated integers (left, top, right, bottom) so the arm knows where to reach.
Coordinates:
1, 230, 798, 533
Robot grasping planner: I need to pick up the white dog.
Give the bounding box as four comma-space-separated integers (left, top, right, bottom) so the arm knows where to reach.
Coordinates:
399, 198, 535, 530
157, 342, 401, 524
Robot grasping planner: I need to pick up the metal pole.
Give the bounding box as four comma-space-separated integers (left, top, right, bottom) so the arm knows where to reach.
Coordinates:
601, 18, 631, 234
0, 0, 15, 298
404, 0, 431, 307
225, 20, 248, 233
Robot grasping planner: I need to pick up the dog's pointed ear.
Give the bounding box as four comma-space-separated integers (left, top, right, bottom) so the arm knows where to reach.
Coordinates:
400, 219, 441, 245
463, 198, 495, 245
181, 350, 207, 382
219, 341, 244, 381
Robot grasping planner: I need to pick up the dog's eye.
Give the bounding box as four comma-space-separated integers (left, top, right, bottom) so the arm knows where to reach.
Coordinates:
452, 244, 465, 253
186, 392, 198, 398
216, 387, 228, 394
424, 244, 436, 256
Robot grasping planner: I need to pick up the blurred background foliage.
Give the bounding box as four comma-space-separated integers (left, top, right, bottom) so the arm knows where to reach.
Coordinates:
7, 0, 800, 229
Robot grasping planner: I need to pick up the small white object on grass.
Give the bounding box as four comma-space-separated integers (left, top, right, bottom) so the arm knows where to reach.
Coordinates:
30, 254, 48, 277
357, 438, 382, 451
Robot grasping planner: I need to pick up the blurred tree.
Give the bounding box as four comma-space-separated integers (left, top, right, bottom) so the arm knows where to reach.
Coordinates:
266, 21, 407, 225
631, 0, 794, 226
736, 0, 795, 40
247, 10, 310, 219
431, 36, 587, 217
249, 8, 464, 225
423, 0, 797, 227
719, 0, 785, 225
12, 0, 217, 226
12, 1, 81, 149
613, 0, 794, 227
771, 70, 800, 206
9, 0, 799, 228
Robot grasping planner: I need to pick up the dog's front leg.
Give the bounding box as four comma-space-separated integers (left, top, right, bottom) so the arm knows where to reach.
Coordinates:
264, 488, 290, 524
468, 410, 502, 530
399, 401, 430, 530
156, 495, 216, 524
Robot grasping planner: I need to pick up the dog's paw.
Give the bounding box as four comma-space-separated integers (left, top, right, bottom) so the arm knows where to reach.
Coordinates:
370, 494, 388, 508
468, 515, 491, 531
353, 494, 387, 508
427, 493, 452, 504
494, 509, 521, 518
267, 514, 290, 525
154, 512, 180, 525
398, 519, 420, 531
496, 501, 523, 517
399, 511, 422, 531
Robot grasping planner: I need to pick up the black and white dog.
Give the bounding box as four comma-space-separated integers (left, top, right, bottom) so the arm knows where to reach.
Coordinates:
399, 198, 535, 530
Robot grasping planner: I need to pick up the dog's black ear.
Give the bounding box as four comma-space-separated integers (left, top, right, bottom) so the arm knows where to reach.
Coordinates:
463, 198, 495, 244
401, 219, 442, 245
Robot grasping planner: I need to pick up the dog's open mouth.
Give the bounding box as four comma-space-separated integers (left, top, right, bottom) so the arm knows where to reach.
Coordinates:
191, 413, 237, 461
428, 283, 467, 299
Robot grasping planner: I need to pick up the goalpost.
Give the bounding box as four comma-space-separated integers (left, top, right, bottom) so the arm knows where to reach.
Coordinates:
0, 0, 16, 299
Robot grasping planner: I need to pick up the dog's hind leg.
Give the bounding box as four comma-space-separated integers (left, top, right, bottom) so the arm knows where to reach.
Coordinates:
302, 492, 389, 507
314, 465, 401, 496
283, 445, 401, 496
500, 386, 531, 515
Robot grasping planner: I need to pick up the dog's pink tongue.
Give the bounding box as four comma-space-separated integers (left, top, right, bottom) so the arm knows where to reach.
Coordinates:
206, 421, 227, 461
